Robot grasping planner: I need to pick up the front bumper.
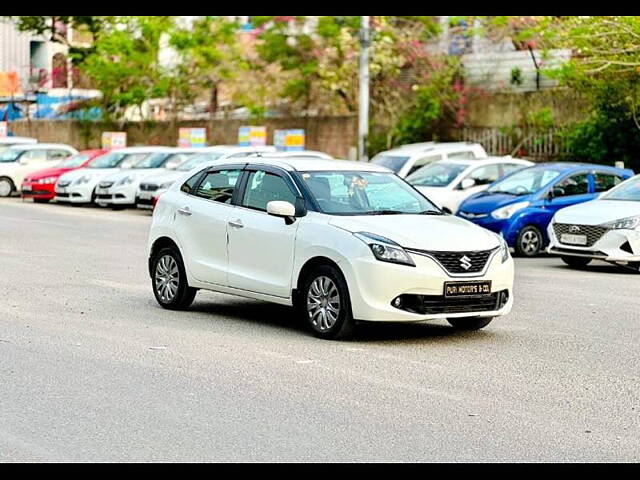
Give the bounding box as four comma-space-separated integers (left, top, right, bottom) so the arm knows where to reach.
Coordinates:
95, 185, 136, 205
339, 250, 514, 322
547, 224, 640, 263
55, 182, 94, 203
21, 181, 55, 200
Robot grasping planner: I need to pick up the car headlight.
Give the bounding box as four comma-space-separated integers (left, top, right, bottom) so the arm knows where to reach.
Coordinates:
601, 215, 640, 230
499, 235, 510, 263
37, 176, 58, 184
74, 175, 91, 185
354, 232, 416, 267
491, 201, 530, 219
117, 176, 134, 186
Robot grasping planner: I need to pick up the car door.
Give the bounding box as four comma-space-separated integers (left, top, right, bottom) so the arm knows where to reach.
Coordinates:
541, 171, 594, 220
174, 167, 242, 286
14, 149, 49, 185
227, 167, 301, 298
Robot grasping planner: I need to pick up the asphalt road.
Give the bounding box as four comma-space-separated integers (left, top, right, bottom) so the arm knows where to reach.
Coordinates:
1, 197, 639, 462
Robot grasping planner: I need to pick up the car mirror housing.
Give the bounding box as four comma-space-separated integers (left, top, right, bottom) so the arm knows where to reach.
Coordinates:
267, 201, 297, 224
460, 178, 476, 190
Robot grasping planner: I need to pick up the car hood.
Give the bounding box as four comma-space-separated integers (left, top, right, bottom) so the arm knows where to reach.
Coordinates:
459, 191, 525, 214
328, 214, 500, 251
553, 199, 640, 225
140, 170, 184, 186
103, 168, 165, 183
59, 167, 120, 182
26, 166, 74, 180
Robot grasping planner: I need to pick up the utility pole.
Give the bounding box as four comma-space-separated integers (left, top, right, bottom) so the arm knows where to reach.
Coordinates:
358, 15, 370, 161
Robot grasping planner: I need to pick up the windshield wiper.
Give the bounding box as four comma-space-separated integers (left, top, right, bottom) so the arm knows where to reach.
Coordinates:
419, 210, 445, 215
368, 210, 405, 215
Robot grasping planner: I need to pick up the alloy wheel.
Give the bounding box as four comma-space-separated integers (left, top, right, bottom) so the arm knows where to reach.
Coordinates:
155, 254, 179, 302
0, 179, 12, 197
307, 276, 341, 331
520, 230, 540, 255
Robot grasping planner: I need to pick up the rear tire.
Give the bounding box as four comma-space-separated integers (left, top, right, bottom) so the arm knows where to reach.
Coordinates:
515, 225, 543, 257
561, 256, 592, 268
448, 317, 493, 330
151, 246, 197, 310
300, 264, 355, 340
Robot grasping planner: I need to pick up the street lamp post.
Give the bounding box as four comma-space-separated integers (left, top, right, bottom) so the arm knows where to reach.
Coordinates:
358, 15, 370, 161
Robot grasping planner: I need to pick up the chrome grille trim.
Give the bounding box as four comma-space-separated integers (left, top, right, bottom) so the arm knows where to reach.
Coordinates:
406, 247, 499, 277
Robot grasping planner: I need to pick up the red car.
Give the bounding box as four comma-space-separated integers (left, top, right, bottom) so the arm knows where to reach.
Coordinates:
21, 149, 108, 203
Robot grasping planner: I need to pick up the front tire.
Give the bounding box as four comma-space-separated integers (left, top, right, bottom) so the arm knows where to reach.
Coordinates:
151, 246, 197, 310
515, 225, 544, 257
0, 177, 14, 197
300, 264, 355, 340
448, 317, 493, 330
561, 256, 592, 268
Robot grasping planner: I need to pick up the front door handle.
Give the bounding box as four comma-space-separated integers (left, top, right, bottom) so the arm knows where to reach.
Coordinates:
177, 207, 192, 216
228, 219, 244, 229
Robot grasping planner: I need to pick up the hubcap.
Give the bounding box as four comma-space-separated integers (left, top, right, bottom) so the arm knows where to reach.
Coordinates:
521, 230, 540, 254
0, 180, 11, 197
307, 276, 340, 331
155, 255, 179, 302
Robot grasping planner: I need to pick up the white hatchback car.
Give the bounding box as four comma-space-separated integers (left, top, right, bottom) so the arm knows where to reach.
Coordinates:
547, 174, 640, 271
406, 156, 534, 214
0, 143, 78, 197
55, 146, 169, 204
370, 142, 488, 178
148, 157, 514, 339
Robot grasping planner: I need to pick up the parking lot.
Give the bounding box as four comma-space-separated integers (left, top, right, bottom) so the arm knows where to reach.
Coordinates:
1, 197, 639, 462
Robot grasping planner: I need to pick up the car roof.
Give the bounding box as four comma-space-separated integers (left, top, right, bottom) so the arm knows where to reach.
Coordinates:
380, 142, 484, 156
248, 150, 333, 159
111, 146, 171, 153
0, 136, 37, 144
435, 156, 533, 167
200, 145, 277, 153
526, 161, 631, 173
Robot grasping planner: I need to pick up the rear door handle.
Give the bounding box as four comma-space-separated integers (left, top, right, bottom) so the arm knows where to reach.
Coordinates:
177, 207, 192, 216
228, 219, 244, 229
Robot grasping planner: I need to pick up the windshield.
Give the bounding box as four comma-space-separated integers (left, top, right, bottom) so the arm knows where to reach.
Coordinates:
58, 153, 91, 168
603, 176, 640, 201
88, 151, 128, 168
300, 170, 441, 215
406, 162, 468, 187
177, 152, 224, 171
369, 154, 410, 173
487, 167, 561, 196
0, 148, 24, 163
133, 152, 174, 169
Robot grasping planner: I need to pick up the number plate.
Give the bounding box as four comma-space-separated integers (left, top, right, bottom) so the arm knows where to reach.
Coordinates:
444, 281, 492, 297
139, 192, 152, 200
22, 184, 32, 192
96, 188, 107, 194
560, 233, 587, 245
57, 187, 67, 194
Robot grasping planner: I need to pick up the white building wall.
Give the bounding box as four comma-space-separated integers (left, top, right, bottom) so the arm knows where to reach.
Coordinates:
0, 19, 32, 93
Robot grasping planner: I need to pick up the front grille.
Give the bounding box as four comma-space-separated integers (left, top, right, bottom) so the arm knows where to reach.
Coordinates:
458, 211, 488, 219
56, 193, 70, 198
96, 194, 112, 200
140, 183, 159, 192
394, 290, 508, 315
553, 223, 607, 247
137, 196, 153, 205
409, 248, 497, 274
99, 181, 114, 188
57, 180, 71, 187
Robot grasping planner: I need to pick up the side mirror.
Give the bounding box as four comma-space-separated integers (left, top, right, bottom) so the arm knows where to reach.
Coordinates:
267, 200, 297, 224
460, 178, 476, 190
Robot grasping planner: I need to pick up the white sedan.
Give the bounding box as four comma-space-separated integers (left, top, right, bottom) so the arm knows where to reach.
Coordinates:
406, 157, 534, 214
55, 146, 169, 204
148, 156, 514, 339
547, 174, 640, 271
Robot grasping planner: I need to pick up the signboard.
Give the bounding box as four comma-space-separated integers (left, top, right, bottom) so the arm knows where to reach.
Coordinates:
101, 131, 127, 149
238, 126, 267, 146
0, 121, 7, 138
274, 129, 305, 151
178, 127, 207, 148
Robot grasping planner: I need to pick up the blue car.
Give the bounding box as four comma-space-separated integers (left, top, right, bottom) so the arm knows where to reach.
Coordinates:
457, 162, 635, 256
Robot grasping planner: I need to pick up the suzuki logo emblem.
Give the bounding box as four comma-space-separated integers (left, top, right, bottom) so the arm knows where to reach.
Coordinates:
460, 255, 472, 271
569, 225, 581, 233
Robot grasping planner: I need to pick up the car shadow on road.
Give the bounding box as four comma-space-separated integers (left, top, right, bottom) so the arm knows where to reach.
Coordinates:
188, 296, 496, 344
549, 263, 638, 275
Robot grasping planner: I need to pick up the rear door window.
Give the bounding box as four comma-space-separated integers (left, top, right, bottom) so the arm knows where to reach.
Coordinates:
553, 173, 590, 197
